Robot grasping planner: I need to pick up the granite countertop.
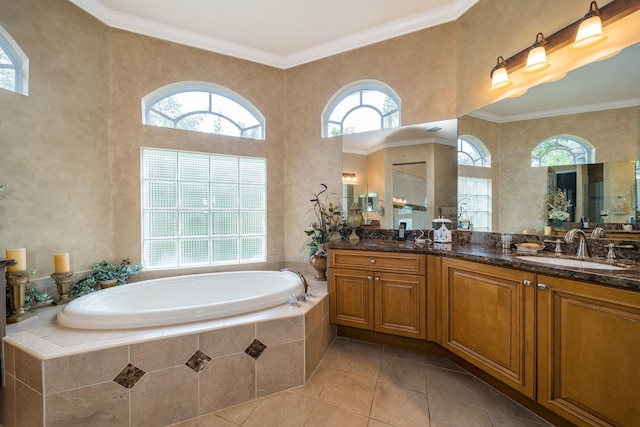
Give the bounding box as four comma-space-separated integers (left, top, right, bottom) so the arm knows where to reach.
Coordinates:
329, 239, 640, 292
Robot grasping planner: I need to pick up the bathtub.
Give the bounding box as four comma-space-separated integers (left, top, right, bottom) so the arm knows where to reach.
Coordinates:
57, 270, 305, 329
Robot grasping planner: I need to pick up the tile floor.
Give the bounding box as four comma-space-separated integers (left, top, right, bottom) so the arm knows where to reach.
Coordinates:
170, 337, 554, 427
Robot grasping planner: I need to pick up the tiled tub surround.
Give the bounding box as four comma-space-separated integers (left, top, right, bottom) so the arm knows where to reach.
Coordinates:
2, 292, 334, 427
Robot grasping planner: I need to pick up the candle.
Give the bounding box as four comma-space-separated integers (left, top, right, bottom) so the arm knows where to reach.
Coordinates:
6, 248, 26, 272
544, 226, 552, 235
54, 253, 71, 273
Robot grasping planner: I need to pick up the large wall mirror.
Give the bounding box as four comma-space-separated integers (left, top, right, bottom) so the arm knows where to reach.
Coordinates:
341, 120, 458, 230
459, 41, 640, 238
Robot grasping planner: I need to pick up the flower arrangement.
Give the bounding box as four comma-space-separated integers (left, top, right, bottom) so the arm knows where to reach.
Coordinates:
546, 189, 571, 221
304, 184, 345, 258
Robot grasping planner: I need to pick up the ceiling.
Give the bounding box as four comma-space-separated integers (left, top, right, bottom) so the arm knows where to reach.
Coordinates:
69, 0, 478, 69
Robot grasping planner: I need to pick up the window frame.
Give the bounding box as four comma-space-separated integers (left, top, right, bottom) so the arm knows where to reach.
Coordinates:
322, 80, 401, 137
531, 135, 595, 167
458, 136, 491, 167
141, 147, 267, 270
141, 81, 265, 140
0, 25, 29, 95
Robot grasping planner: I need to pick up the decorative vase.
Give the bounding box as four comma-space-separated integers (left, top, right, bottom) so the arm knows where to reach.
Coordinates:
99, 279, 118, 289
309, 254, 328, 281
346, 202, 364, 243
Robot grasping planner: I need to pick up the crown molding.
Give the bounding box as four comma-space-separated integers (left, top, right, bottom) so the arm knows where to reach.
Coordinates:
283, 0, 479, 68
69, 0, 478, 69
469, 98, 640, 123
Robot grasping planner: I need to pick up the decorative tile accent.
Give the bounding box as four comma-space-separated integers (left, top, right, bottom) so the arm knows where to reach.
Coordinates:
245, 338, 267, 360
186, 349, 211, 372
113, 363, 145, 389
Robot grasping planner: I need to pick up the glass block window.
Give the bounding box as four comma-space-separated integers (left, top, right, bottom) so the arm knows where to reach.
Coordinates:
531, 135, 594, 167
142, 82, 265, 140
323, 80, 400, 137
142, 148, 266, 269
0, 25, 28, 95
458, 176, 492, 231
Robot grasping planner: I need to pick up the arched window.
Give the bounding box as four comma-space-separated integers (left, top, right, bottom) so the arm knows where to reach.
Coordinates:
531, 135, 594, 167
458, 136, 491, 167
322, 80, 400, 137
0, 25, 29, 95
142, 81, 265, 140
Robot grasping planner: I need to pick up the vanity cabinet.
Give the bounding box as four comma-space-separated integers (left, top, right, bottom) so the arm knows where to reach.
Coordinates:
329, 250, 426, 340
441, 258, 536, 398
536, 275, 640, 427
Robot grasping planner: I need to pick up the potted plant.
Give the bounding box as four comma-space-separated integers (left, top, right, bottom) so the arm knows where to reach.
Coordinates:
304, 184, 345, 280
91, 258, 143, 288
71, 276, 98, 297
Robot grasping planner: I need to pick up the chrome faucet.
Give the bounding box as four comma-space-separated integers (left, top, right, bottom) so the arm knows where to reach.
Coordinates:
590, 227, 606, 238
280, 268, 310, 299
565, 228, 591, 258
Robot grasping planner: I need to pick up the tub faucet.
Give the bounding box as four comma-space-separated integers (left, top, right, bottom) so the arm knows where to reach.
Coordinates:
565, 228, 591, 258
280, 269, 310, 299
591, 227, 606, 238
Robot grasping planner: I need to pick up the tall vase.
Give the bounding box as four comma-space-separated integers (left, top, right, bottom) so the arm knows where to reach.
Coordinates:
309, 255, 327, 281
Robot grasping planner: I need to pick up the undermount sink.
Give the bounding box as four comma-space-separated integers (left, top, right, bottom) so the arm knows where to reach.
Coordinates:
515, 256, 626, 271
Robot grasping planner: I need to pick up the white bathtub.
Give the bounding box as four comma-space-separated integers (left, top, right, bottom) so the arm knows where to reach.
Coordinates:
57, 270, 305, 329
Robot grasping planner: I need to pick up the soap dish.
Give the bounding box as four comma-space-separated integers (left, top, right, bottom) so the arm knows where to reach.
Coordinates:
515, 243, 545, 254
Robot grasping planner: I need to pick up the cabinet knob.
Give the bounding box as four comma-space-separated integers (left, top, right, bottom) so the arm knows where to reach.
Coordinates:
367, 276, 373, 281
523, 280, 532, 287
374, 277, 380, 282
537, 283, 548, 290
370, 259, 376, 264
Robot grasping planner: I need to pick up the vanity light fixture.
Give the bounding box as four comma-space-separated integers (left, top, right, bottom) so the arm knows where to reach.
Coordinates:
523, 33, 550, 73
342, 172, 357, 183
488, 0, 640, 91
490, 56, 512, 90
573, 1, 607, 49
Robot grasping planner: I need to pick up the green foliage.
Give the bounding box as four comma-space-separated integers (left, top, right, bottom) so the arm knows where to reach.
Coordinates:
24, 286, 52, 308
5, 283, 52, 317
91, 258, 143, 285
72, 276, 97, 298
151, 94, 203, 131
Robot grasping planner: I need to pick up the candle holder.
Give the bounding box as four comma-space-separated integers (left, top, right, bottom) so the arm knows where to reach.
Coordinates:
51, 271, 74, 304
6, 270, 38, 323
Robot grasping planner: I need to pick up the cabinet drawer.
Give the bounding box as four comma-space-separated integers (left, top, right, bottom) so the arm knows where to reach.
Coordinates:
329, 250, 426, 275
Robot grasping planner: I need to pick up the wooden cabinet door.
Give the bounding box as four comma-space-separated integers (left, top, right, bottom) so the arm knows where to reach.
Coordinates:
537, 275, 640, 427
441, 258, 536, 398
375, 272, 426, 339
329, 267, 374, 330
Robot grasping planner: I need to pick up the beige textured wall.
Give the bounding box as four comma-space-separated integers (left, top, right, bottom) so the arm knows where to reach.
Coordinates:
2, 0, 639, 277
0, 0, 112, 275
283, 22, 457, 258
108, 30, 287, 265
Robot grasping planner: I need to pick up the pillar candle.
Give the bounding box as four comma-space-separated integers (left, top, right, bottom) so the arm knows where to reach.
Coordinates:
54, 253, 71, 273
6, 248, 26, 272
544, 226, 552, 235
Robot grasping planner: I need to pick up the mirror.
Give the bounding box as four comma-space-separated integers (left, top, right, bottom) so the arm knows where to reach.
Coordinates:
341, 119, 458, 230
392, 162, 427, 229
547, 162, 637, 223
459, 42, 640, 236
359, 191, 378, 213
